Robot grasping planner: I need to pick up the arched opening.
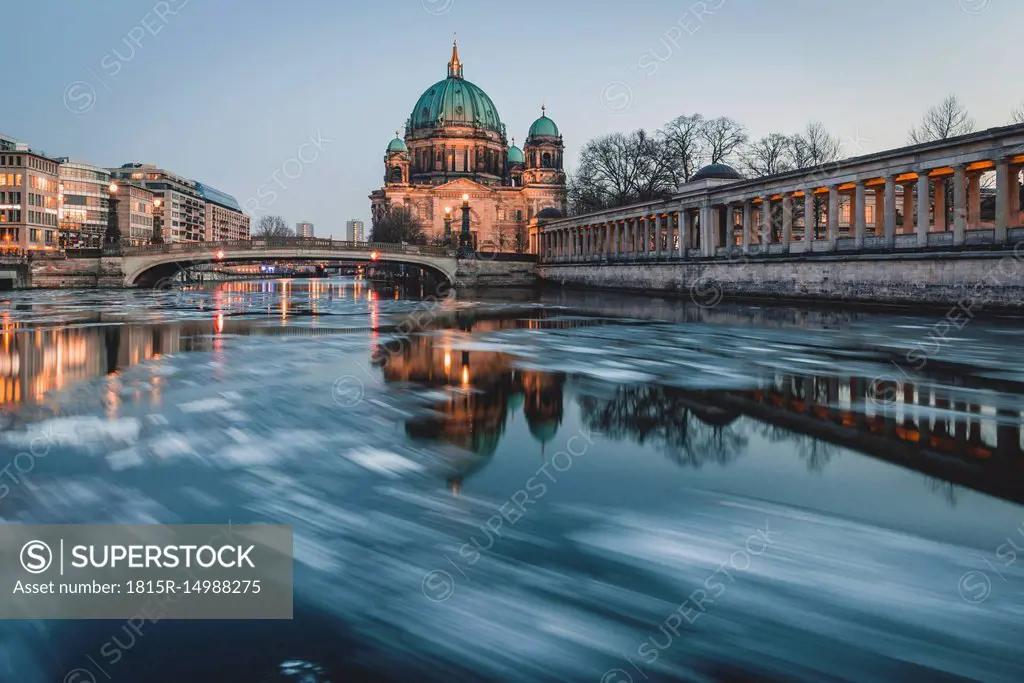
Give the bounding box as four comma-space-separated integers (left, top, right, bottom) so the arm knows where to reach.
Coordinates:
391, 167, 403, 183
541, 152, 552, 168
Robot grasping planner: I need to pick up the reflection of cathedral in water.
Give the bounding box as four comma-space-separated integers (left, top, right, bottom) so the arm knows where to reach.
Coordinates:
374, 319, 566, 469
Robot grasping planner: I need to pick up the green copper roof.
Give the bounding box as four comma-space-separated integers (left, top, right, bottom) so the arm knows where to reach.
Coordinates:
387, 136, 408, 153
528, 115, 559, 138
410, 77, 504, 134
507, 144, 525, 164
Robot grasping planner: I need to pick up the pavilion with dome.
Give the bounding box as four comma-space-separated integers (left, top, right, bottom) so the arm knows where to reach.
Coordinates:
370, 38, 567, 253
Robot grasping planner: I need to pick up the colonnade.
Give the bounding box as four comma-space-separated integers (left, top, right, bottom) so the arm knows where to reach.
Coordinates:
539, 128, 1024, 263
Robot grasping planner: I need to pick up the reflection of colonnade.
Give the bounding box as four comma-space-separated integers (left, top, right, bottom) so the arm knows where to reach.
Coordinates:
540, 123, 1024, 261
726, 373, 1024, 503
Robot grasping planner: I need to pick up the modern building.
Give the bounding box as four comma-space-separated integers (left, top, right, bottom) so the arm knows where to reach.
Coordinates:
109, 163, 205, 243
196, 181, 250, 241
369, 39, 566, 250
345, 219, 364, 242
0, 146, 60, 252
57, 158, 111, 249
113, 184, 155, 246
0, 133, 23, 152
296, 221, 314, 239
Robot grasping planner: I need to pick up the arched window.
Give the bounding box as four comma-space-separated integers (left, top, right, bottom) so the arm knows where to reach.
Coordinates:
391, 167, 403, 183
542, 152, 552, 168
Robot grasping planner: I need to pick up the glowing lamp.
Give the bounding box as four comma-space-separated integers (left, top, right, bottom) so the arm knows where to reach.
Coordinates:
369, 251, 379, 261
215, 250, 225, 260
108, 183, 119, 194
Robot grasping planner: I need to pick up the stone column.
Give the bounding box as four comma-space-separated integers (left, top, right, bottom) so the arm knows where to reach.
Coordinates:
996, 157, 1010, 244
743, 200, 753, 252
782, 194, 793, 250
953, 164, 967, 246
874, 186, 885, 236
761, 198, 772, 245
681, 209, 691, 257
654, 214, 663, 257
884, 175, 896, 247
804, 190, 815, 243
827, 186, 839, 249
968, 172, 982, 229
917, 171, 930, 247
853, 181, 866, 249
666, 213, 675, 258
902, 180, 915, 237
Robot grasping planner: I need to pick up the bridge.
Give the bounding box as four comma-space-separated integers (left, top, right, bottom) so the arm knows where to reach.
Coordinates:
119, 238, 459, 286
537, 123, 1024, 308
27, 238, 537, 290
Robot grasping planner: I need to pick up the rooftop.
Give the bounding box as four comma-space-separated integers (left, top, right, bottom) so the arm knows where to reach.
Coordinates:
194, 181, 243, 212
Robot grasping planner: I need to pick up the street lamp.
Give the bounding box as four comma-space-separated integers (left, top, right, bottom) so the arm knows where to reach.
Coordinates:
106, 183, 121, 249
151, 197, 164, 245
443, 206, 452, 246
460, 193, 473, 256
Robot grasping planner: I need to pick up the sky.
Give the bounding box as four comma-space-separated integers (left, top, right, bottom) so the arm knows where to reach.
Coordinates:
2, 0, 1021, 239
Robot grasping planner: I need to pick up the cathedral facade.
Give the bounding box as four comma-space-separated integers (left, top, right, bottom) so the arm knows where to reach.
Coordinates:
369, 40, 567, 253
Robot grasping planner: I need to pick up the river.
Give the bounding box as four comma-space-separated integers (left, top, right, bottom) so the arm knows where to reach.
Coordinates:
0, 278, 1022, 683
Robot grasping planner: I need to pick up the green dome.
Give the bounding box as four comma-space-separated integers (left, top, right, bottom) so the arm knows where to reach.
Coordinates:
410, 77, 504, 134
507, 144, 525, 165
528, 115, 560, 138
387, 136, 408, 153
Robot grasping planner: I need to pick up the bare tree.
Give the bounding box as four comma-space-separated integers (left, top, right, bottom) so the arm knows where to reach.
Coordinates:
789, 121, 842, 168
567, 130, 675, 214
908, 94, 976, 144
254, 215, 292, 238
1012, 101, 1024, 124
660, 113, 706, 184
742, 133, 794, 178
701, 116, 747, 165
370, 205, 426, 244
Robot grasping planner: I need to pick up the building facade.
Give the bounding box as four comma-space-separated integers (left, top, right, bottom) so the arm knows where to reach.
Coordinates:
296, 221, 314, 239
57, 158, 111, 249
369, 40, 566, 250
196, 181, 250, 241
345, 219, 364, 242
114, 184, 155, 246
0, 148, 60, 252
110, 164, 205, 243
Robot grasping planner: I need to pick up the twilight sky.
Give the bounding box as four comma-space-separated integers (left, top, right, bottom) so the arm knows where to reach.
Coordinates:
2, 0, 1020, 238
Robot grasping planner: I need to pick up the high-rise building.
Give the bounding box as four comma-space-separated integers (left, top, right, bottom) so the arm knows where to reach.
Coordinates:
196, 182, 250, 241
0, 145, 60, 252
114, 184, 155, 246
57, 158, 111, 249
296, 221, 314, 239
346, 219, 365, 242
109, 163, 205, 242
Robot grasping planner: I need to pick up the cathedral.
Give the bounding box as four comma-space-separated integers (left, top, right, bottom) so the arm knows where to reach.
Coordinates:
370, 39, 567, 253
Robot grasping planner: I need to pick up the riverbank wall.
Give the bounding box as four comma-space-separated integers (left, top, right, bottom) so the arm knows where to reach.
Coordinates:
538, 249, 1024, 311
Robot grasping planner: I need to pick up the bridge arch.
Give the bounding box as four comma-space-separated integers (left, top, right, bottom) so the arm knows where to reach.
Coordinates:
119, 240, 459, 288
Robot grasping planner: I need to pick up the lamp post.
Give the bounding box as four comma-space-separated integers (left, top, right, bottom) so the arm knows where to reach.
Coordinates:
152, 197, 163, 245
443, 206, 453, 247
460, 193, 473, 256
105, 183, 121, 250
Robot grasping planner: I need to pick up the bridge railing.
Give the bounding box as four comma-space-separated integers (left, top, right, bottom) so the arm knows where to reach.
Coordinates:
112, 238, 452, 258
